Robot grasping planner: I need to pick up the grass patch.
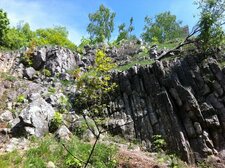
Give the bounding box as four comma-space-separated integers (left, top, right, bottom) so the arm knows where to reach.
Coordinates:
0, 150, 23, 168
116, 59, 154, 71
158, 42, 179, 50
0, 134, 118, 168
0, 72, 16, 82
157, 38, 183, 50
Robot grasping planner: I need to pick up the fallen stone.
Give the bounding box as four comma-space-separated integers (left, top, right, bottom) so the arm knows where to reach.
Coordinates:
0, 110, 13, 122
55, 125, 72, 141
11, 96, 55, 137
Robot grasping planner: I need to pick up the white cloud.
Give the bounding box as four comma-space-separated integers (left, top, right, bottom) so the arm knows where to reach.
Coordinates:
0, 0, 85, 44
0, 0, 44, 28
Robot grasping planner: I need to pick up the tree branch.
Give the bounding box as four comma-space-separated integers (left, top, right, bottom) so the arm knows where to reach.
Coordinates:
156, 26, 201, 61
60, 142, 86, 164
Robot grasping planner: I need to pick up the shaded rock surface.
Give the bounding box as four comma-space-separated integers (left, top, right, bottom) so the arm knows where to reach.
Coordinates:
11, 94, 55, 137
109, 56, 225, 163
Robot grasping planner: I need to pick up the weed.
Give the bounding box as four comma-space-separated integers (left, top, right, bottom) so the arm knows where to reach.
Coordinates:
49, 112, 63, 132
16, 94, 26, 103
42, 68, 52, 77
48, 86, 56, 94
152, 134, 167, 152
21, 41, 36, 67
0, 72, 16, 82
59, 95, 71, 113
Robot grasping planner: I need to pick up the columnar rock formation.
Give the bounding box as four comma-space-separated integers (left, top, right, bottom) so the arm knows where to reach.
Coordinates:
109, 56, 225, 163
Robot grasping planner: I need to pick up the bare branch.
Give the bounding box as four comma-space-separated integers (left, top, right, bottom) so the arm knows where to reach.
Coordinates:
84, 133, 101, 168
156, 26, 200, 61
60, 142, 86, 164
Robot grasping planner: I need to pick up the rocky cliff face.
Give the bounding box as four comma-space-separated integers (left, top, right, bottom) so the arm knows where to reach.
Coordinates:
0, 45, 225, 164
109, 55, 225, 163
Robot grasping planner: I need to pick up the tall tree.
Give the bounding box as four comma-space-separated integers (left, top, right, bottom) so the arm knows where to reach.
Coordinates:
141, 11, 185, 43
128, 17, 134, 35
116, 17, 135, 42
87, 4, 116, 43
4, 22, 33, 49
196, 0, 225, 51
117, 23, 128, 42
0, 9, 9, 45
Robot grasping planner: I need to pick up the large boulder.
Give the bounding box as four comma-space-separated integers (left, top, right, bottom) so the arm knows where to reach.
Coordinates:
11, 94, 55, 137
23, 67, 36, 80
45, 47, 76, 74
32, 47, 76, 74
55, 125, 72, 141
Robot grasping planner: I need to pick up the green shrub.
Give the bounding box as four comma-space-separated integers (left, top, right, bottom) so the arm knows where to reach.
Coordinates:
152, 134, 167, 152
59, 95, 71, 113
66, 156, 83, 168
21, 53, 33, 66
16, 94, 26, 103
48, 86, 56, 94
74, 119, 88, 138
21, 40, 36, 66
49, 112, 63, 132
42, 68, 51, 77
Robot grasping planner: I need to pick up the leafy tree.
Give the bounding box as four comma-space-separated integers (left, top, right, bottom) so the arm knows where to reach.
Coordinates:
116, 17, 135, 42
18, 23, 35, 42
87, 4, 116, 43
128, 17, 134, 35
4, 22, 34, 49
141, 12, 185, 43
0, 9, 10, 45
117, 23, 128, 42
4, 27, 27, 49
196, 0, 225, 51
75, 49, 117, 167
34, 26, 77, 50
75, 49, 116, 116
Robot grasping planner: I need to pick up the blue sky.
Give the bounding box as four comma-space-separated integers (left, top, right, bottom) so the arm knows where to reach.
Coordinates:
0, 0, 199, 44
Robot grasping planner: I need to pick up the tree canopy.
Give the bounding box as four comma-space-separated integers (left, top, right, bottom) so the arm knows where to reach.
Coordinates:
141, 11, 187, 43
0, 9, 10, 45
34, 27, 76, 50
196, 0, 225, 51
116, 17, 135, 42
87, 4, 116, 43
1, 2, 225, 53
2, 22, 76, 50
